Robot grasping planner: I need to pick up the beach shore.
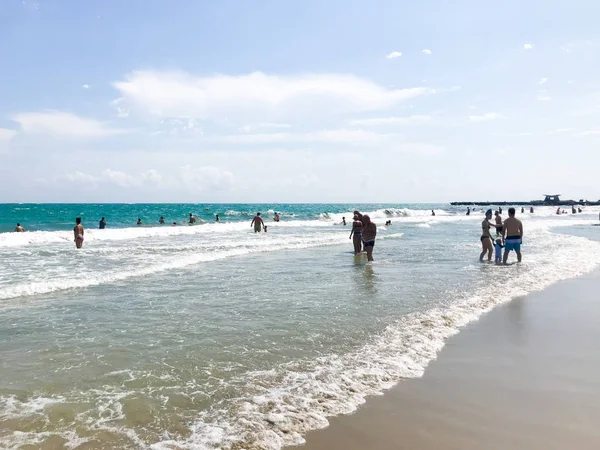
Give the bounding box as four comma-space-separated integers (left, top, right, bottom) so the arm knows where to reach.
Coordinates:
294, 272, 600, 450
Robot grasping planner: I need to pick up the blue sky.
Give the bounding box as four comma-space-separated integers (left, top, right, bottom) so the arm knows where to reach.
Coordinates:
1, 0, 599, 203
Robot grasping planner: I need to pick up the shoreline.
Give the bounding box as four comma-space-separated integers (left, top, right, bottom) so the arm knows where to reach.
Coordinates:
293, 272, 600, 450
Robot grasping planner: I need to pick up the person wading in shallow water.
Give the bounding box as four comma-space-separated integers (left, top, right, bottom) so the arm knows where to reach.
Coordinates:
361, 215, 377, 262
502, 207, 524, 264
479, 209, 495, 262
349, 214, 363, 255
74, 217, 84, 249
251, 212, 264, 233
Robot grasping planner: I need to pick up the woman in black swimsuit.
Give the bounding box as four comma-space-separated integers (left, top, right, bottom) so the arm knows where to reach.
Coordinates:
349, 214, 363, 255
480, 209, 494, 261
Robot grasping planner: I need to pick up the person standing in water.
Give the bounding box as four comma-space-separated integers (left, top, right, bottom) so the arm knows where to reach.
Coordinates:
342, 217, 347, 226
480, 209, 495, 261
494, 210, 503, 236
14, 223, 25, 232
159, 216, 165, 224
431, 210, 435, 216
349, 214, 363, 255
502, 207, 523, 263
99, 217, 106, 229
362, 215, 377, 262
466, 207, 471, 216
189, 213, 197, 224
251, 212, 264, 233
530, 206, 534, 213
273, 212, 280, 222
215, 214, 220, 222
137, 218, 142, 225
74, 217, 84, 249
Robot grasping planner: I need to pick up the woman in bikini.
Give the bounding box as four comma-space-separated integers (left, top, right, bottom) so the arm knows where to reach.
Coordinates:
480, 209, 494, 261
349, 214, 363, 255
74, 217, 84, 249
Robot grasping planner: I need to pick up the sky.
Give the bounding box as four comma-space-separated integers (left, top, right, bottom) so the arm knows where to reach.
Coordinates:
1, 0, 600, 203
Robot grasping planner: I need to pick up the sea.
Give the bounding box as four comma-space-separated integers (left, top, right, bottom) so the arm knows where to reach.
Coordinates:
1, 203, 599, 449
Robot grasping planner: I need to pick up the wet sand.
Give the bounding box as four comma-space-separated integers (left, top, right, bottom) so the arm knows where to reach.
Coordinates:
295, 272, 600, 450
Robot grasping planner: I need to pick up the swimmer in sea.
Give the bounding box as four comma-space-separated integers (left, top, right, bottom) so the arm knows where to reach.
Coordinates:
362, 215, 377, 262
342, 217, 347, 226
466, 207, 471, 216
189, 213, 197, 224
159, 216, 165, 224
479, 209, 495, 261
137, 218, 142, 225
273, 212, 280, 222
349, 214, 363, 255
251, 212, 264, 233
431, 210, 435, 216
215, 214, 220, 222
74, 217, 84, 249
14, 223, 25, 232
99, 217, 106, 229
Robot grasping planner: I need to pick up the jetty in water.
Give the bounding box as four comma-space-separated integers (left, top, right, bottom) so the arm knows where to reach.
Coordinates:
451, 194, 600, 207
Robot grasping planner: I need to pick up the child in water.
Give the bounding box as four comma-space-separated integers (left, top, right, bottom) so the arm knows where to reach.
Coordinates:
494, 238, 504, 265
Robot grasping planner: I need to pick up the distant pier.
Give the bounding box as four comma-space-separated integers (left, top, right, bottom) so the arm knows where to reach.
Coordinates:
450, 195, 600, 207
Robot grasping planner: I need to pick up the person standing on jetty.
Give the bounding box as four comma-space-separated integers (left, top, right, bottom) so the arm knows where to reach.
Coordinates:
502, 207, 523, 264
74, 218, 84, 249
362, 215, 377, 261
480, 209, 495, 261
251, 212, 264, 233
349, 214, 363, 255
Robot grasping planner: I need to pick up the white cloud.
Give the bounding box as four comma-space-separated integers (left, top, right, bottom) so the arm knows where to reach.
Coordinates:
101, 169, 140, 187
12, 111, 127, 138
523, 43, 534, 50
306, 129, 387, 145
82, 84, 90, 89
385, 51, 402, 59
66, 171, 97, 183
422, 49, 432, 55
536, 93, 552, 101
469, 113, 503, 122
0, 128, 17, 142
111, 98, 130, 118
348, 115, 431, 126
113, 71, 432, 122
179, 165, 234, 191
577, 130, 600, 136
394, 143, 445, 155
239, 123, 291, 133
66, 169, 163, 187
211, 129, 391, 146
538, 77, 548, 85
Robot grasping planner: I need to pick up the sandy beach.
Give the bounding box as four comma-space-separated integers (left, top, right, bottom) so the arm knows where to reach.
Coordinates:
296, 272, 600, 450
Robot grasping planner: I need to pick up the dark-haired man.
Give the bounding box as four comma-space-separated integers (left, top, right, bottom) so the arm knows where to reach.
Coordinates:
502, 207, 523, 263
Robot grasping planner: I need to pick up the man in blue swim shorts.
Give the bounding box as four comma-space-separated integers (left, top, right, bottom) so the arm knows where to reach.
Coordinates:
502, 207, 523, 263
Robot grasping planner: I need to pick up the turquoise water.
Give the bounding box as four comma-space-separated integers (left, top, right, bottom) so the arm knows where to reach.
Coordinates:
1, 204, 599, 449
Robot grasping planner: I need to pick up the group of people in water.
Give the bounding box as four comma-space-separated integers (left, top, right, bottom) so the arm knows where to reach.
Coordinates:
479, 207, 524, 264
